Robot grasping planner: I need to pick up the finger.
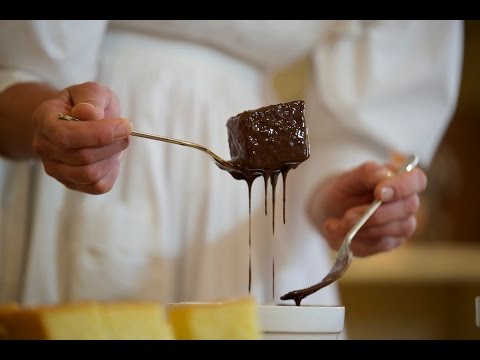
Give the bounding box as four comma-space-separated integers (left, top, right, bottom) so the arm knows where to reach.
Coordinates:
375, 168, 427, 202
338, 161, 394, 196
323, 216, 409, 257
59, 164, 121, 195
42, 155, 121, 186
60, 82, 115, 120
71, 102, 103, 121
36, 133, 130, 166
323, 218, 347, 251
351, 215, 417, 240
70, 93, 121, 121
36, 112, 132, 149
63, 139, 130, 165
324, 211, 416, 253
344, 195, 420, 228
350, 236, 407, 257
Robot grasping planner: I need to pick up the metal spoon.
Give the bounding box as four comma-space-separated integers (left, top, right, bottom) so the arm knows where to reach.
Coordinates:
280, 154, 420, 306
57, 113, 235, 172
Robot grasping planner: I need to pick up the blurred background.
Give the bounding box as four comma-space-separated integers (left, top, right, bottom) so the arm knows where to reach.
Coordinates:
274, 20, 480, 339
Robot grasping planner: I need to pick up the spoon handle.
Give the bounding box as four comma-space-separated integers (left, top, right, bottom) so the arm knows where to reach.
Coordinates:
57, 113, 231, 168
58, 113, 199, 147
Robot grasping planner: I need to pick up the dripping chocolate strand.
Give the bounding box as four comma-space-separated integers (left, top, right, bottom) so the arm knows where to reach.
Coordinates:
281, 168, 289, 224
247, 178, 253, 293
270, 172, 280, 301
263, 174, 269, 216
224, 100, 310, 301
270, 172, 279, 235
272, 255, 275, 301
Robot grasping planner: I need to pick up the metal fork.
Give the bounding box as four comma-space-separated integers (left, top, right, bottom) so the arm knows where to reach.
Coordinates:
57, 113, 234, 171
280, 154, 419, 305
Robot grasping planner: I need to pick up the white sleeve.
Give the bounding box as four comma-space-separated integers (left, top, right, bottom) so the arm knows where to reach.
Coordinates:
302, 20, 463, 191
0, 20, 108, 92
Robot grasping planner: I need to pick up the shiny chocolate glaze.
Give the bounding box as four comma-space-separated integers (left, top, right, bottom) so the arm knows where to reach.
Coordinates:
224, 100, 310, 295
227, 100, 309, 172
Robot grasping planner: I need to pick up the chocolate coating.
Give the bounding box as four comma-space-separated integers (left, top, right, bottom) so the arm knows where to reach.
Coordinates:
224, 100, 310, 295
226, 100, 309, 174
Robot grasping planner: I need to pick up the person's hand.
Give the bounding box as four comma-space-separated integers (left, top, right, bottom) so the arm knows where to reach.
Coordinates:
307, 156, 428, 257
32, 81, 133, 194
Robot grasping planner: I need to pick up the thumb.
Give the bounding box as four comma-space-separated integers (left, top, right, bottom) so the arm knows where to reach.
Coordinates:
71, 102, 103, 121
67, 82, 116, 120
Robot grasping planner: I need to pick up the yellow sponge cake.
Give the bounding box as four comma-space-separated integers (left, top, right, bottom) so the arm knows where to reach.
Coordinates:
167, 297, 261, 340
0, 303, 19, 340
2, 301, 172, 340
4, 302, 108, 340
99, 301, 173, 340
1, 298, 261, 340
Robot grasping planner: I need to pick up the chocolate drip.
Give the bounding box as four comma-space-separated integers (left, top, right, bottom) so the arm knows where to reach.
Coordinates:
281, 168, 289, 224
224, 100, 310, 299
263, 174, 269, 216
247, 179, 254, 293
270, 172, 279, 235
272, 255, 275, 301
270, 172, 280, 301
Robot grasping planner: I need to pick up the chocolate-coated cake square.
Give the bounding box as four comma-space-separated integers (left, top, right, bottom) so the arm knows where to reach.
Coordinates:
226, 100, 309, 171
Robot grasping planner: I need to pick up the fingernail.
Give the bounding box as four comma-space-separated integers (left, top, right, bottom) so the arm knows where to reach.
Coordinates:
114, 122, 132, 139
381, 187, 395, 201
374, 168, 394, 182
77, 102, 96, 110
76, 102, 100, 116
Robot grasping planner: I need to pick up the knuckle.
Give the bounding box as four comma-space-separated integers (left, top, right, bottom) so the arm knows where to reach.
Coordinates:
405, 195, 420, 214
92, 171, 119, 195
95, 164, 120, 194
76, 81, 103, 93
74, 148, 96, 165
63, 181, 79, 192
79, 165, 102, 184
91, 127, 114, 147
99, 130, 115, 146
91, 180, 114, 195
53, 127, 73, 149
417, 169, 428, 192
120, 137, 130, 150
369, 208, 385, 224
403, 216, 417, 237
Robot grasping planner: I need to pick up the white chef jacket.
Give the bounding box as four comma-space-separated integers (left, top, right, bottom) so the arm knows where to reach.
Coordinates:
0, 20, 463, 306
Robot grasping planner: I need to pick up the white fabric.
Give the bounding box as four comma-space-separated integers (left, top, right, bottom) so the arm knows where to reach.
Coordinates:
0, 20, 107, 89
0, 20, 463, 307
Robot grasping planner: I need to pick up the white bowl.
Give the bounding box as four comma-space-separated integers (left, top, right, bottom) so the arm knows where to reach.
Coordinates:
259, 304, 345, 340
